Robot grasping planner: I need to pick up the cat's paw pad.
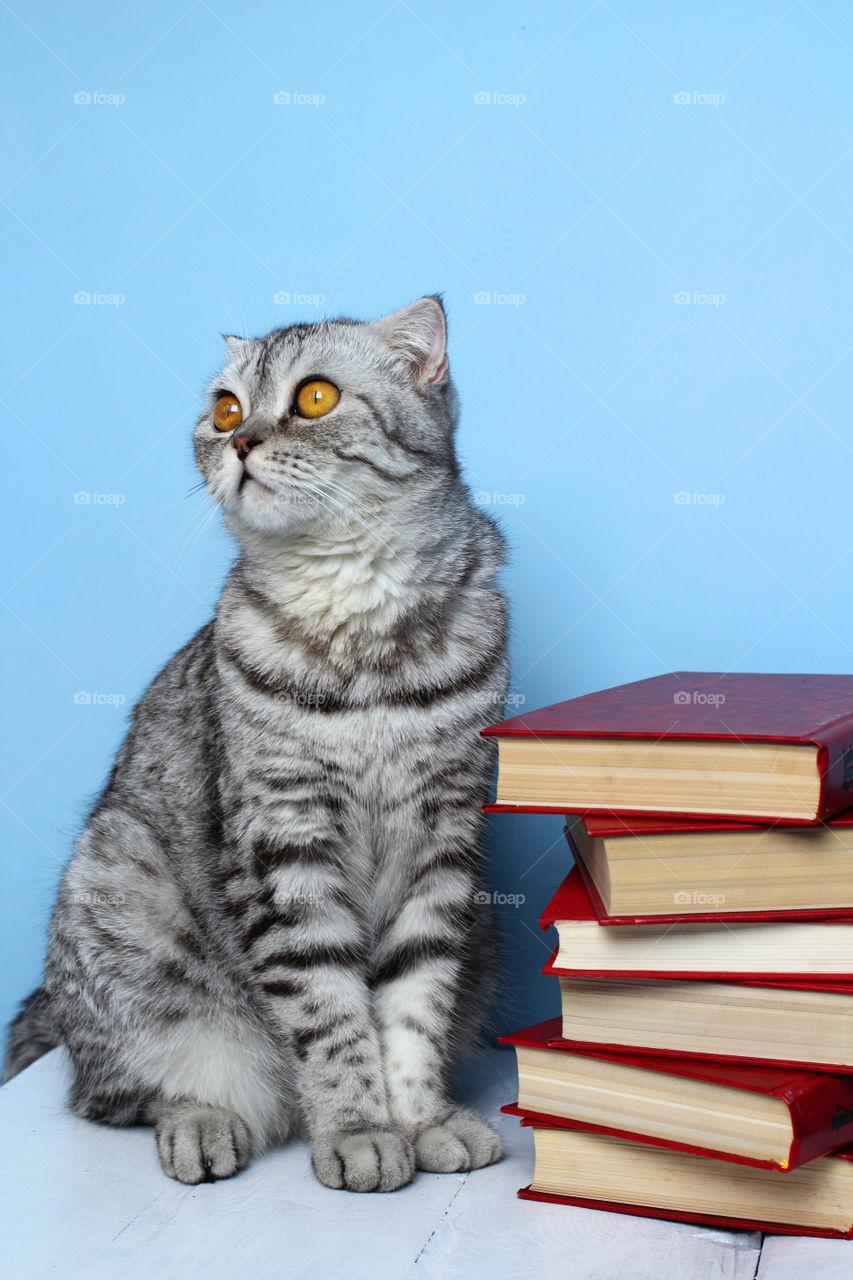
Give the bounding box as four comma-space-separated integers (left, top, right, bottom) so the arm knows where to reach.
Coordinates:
156, 1103, 251, 1184
414, 1108, 503, 1173
311, 1128, 415, 1192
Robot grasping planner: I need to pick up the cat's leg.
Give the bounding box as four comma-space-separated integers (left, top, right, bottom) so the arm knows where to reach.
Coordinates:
371, 795, 503, 1174
225, 807, 414, 1192
47, 810, 293, 1184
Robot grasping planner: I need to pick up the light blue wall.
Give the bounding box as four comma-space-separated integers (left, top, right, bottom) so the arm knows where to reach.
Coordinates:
2, 1, 851, 1035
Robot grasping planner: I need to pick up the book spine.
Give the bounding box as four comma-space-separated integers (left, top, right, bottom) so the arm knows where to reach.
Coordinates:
503, 1103, 785, 1171
784, 1074, 853, 1167
516, 1187, 853, 1239
817, 723, 853, 820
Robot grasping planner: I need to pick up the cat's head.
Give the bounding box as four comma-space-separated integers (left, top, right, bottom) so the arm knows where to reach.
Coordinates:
194, 295, 460, 537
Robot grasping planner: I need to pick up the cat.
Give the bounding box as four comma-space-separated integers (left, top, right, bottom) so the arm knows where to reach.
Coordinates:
3, 295, 510, 1191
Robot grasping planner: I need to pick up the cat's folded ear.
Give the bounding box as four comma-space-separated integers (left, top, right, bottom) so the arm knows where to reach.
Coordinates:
223, 335, 251, 359
371, 296, 449, 387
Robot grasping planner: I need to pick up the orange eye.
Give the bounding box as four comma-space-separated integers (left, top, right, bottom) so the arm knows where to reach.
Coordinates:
295, 379, 340, 419
213, 394, 243, 432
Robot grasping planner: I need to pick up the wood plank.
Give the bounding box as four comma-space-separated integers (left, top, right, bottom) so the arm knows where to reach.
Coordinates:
411, 1048, 762, 1280
1, 1043, 810, 1280
0, 1050, 464, 1280
757, 1234, 853, 1279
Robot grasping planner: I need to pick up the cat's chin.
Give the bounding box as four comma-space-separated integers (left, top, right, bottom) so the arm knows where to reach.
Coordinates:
224, 487, 324, 537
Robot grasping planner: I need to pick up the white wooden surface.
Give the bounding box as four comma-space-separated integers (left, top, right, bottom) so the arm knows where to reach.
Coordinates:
1, 1046, 850, 1279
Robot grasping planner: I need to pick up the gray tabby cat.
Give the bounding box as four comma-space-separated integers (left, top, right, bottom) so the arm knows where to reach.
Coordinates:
4, 295, 510, 1191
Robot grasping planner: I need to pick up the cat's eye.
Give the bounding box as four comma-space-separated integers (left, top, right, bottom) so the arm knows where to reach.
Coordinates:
213, 394, 243, 432
294, 379, 340, 419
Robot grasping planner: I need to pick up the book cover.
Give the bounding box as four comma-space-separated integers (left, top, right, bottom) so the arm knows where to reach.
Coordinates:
566, 833, 853, 926
481, 671, 853, 822
576, 809, 853, 838
538, 868, 853, 978
544, 963, 853, 1072
540, 866, 853, 930
515, 1120, 853, 1238
515, 1184, 853, 1240
500, 1018, 853, 1171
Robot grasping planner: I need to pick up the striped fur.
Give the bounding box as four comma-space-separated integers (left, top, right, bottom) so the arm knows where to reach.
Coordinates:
4, 297, 509, 1190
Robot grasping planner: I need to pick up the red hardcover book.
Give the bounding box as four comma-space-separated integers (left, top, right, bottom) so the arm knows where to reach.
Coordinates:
566, 809, 853, 924
539, 867, 853, 979
499, 1018, 853, 1171
481, 671, 853, 823
566, 827, 853, 926
514, 1119, 853, 1239
581, 810, 853, 837
543, 962, 853, 1072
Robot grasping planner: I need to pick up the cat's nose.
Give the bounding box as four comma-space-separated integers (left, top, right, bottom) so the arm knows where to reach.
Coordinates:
232, 434, 262, 462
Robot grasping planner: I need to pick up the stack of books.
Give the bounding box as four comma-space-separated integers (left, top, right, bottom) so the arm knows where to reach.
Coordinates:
484, 671, 853, 1239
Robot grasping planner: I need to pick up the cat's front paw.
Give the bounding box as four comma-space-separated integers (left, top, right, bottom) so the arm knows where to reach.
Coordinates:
311, 1127, 415, 1192
414, 1107, 503, 1173
155, 1101, 252, 1184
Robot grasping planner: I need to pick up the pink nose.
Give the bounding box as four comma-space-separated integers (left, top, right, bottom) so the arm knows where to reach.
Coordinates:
233, 435, 261, 462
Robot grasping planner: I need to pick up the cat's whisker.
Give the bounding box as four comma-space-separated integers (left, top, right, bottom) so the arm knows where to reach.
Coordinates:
290, 468, 382, 532
169, 492, 218, 546
173, 499, 220, 573
298, 478, 383, 543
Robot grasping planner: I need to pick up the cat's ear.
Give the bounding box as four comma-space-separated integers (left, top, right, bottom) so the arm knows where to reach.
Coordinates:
371, 296, 449, 386
223, 334, 250, 359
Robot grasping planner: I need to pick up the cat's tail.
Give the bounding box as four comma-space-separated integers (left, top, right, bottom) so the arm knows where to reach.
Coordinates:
2, 987, 62, 1083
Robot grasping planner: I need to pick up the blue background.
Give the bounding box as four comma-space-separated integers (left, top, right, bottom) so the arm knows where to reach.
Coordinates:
2, 1, 852, 1037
